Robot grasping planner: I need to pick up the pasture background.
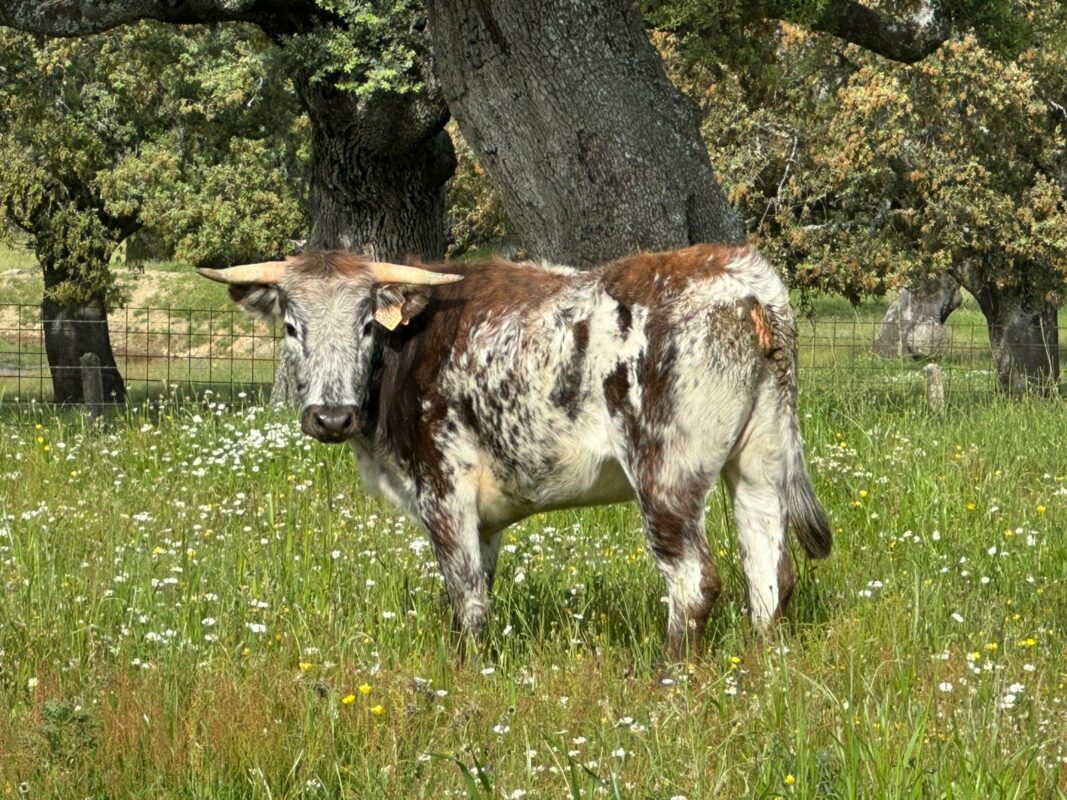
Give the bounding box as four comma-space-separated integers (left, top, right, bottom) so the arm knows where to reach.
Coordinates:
4, 242, 1067, 408
0, 244, 1065, 797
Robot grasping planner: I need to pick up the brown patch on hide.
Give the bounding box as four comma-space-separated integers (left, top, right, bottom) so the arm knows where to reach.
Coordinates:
751, 302, 774, 355
774, 551, 796, 621
551, 318, 590, 418
603, 362, 630, 416
600, 243, 744, 306
408, 259, 576, 357
287, 251, 374, 279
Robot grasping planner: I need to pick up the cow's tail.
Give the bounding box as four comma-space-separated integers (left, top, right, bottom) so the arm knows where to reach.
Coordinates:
741, 250, 832, 559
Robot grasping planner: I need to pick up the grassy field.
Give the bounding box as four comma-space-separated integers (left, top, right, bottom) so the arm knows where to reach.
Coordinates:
0, 373, 1065, 797
1, 241, 1066, 797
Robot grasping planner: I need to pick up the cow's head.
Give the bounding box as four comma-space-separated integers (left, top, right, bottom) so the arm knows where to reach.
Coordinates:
198, 252, 461, 443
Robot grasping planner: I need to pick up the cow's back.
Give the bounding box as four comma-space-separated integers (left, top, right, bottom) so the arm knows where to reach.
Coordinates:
371, 246, 775, 529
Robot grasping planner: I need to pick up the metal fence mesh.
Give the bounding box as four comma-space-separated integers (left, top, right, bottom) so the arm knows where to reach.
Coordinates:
0, 304, 281, 405
0, 302, 1062, 407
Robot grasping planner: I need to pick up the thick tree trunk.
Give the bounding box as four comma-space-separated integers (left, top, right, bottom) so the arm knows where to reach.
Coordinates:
292, 69, 455, 260
427, 0, 744, 267
973, 281, 1060, 394
41, 262, 126, 405
872, 273, 962, 359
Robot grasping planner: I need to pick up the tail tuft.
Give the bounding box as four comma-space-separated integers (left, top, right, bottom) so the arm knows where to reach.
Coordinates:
787, 464, 832, 558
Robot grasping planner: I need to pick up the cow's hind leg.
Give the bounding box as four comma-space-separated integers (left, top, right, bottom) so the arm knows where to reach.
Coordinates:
635, 478, 721, 662
723, 389, 793, 633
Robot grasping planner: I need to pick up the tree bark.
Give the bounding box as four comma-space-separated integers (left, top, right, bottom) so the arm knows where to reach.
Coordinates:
41, 261, 126, 405
872, 272, 961, 359
973, 281, 1060, 394
427, 0, 744, 267
0, 1, 323, 37
293, 73, 455, 258
776, 0, 949, 64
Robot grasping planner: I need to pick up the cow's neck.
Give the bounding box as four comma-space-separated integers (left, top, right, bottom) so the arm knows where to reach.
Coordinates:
358, 333, 387, 439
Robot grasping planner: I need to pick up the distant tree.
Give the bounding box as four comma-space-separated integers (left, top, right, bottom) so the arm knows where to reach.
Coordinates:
785, 32, 1066, 391
665, 1, 1067, 391
0, 23, 303, 403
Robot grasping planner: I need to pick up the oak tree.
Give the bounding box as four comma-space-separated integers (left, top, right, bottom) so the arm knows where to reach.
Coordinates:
0, 23, 302, 402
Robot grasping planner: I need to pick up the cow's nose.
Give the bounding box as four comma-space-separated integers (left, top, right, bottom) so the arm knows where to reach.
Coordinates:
302, 405, 358, 443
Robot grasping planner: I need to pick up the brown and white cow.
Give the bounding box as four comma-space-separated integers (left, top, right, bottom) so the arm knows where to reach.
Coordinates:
199, 244, 830, 659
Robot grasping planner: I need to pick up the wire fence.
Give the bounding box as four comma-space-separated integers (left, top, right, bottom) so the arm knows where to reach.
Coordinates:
0, 304, 281, 406
0, 302, 1062, 409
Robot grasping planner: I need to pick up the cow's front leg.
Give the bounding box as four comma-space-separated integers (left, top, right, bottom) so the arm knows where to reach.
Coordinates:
479, 527, 504, 591
423, 502, 490, 643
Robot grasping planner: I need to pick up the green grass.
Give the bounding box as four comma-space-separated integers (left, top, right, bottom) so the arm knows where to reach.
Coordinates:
0, 245, 1064, 796
0, 379, 1065, 797
0, 242, 36, 271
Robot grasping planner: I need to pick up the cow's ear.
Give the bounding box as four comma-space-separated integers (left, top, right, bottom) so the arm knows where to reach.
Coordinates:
372, 284, 431, 331
227, 284, 285, 322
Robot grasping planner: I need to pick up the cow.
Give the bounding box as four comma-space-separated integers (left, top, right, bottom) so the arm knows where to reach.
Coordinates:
198, 244, 830, 660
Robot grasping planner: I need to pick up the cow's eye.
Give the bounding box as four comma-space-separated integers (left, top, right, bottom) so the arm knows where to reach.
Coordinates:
284, 322, 297, 337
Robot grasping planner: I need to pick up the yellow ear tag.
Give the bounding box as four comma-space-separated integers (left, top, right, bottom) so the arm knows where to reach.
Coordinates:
374, 303, 404, 331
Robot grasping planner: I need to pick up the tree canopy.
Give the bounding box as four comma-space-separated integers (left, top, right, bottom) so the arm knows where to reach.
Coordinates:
0, 21, 306, 401
660, 2, 1067, 298
0, 21, 304, 302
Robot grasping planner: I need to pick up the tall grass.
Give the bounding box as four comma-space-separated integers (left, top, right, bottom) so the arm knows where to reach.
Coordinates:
0, 382, 1064, 797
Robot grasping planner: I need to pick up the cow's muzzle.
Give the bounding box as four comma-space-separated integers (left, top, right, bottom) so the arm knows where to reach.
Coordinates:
301, 404, 359, 443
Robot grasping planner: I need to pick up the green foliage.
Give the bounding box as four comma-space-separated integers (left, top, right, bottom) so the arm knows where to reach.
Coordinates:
445, 124, 508, 257
658, 0, 1067, 304
647, 0, 1043, 63
781, 31, 1067, 300
287, 1, 427, 95
125, 136, 306, 268
645, 0, 782, 88
99, 24, 308, 268
0, 22, 306, 308
940, 0, 1036, 55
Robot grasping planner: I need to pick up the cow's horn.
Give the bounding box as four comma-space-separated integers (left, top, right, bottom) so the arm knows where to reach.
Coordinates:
196, 260, 289, 285
367, 261, 463, 286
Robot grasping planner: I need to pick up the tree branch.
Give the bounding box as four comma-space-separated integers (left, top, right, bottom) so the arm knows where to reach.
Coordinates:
781, 0, 950, 64
0, 0, 325, 37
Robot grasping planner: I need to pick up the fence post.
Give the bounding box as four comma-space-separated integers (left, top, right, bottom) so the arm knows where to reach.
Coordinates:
80, 352, 104, 418
923, 363, 945, 413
